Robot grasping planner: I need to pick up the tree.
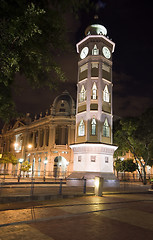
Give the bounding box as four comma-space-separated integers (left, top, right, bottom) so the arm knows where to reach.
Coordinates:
122, 159, 138, 173
21, 160, 31, 177
114, 108, 153, 185
114, 158, 137, 178
0, 152, 17, 179
114, 159, 123, 177
0, 0, 93, 122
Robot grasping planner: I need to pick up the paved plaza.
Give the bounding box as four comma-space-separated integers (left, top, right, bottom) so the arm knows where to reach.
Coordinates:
0, 193, 153, 239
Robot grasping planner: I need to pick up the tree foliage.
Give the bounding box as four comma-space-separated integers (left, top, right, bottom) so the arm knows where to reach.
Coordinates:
0, 152, 17, 165
114, 158, 137, 176
21, 160, 31, 173
0, 0, 93, 122
114, 108, 153, 184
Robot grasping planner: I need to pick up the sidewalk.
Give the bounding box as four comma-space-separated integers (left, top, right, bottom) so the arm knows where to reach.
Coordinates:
0, 194, 153, 240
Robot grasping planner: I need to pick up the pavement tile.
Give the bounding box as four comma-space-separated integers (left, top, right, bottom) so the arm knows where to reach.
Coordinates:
0, 224, 54, 240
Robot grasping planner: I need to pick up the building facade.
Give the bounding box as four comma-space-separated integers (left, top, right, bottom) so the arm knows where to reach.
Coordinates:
1, 90, 75, 177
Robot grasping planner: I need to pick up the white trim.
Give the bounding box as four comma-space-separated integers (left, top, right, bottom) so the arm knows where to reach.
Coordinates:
76, 35, 115, 53
70, 142, 118, 151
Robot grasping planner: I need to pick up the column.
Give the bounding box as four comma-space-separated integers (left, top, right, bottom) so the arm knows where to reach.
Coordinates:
32, 131, 36, 149
43, 127, 47, 147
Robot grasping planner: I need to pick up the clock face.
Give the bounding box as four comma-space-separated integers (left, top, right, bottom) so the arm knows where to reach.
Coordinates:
102, 46, 111, 59
80, 47, 89, 59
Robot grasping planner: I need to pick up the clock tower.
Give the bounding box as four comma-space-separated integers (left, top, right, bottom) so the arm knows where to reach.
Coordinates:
70, 24, 118, 185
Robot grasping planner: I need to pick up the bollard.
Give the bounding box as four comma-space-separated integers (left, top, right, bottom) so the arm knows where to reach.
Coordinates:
18, 175, 20, 183
83, 178, 86, 194
59, 179, 62, 195
94, 177, 104, 196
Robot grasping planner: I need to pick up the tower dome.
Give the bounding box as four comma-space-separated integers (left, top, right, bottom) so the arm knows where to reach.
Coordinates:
85, 24, 107, 36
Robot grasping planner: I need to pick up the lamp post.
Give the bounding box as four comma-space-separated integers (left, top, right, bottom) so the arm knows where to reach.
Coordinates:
18, 158, 24, 182
43, 159, 48, 182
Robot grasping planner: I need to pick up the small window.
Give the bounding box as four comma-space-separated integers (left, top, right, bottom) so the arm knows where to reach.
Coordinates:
61, 103, 64, 107
91, 118, 96, 135
78, 156, 82, 162
103, 118, 110, 137
91, 156, 96, 162
80, 85, 86, 102
102, 64, 110, 72
92, 82, 97, 100
80, 63, 88, 72
103, 85, 110, 103
92, 45, 99, 55
78, 120, 85, 136
105, 157, 109, 163
91, 62, 98, 69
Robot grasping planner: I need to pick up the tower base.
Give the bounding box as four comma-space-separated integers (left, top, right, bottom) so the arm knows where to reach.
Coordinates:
69, 143, 118, 187
67, 171, 119, 187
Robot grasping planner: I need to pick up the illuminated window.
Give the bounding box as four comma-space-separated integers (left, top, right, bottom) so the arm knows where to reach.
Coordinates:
103, 118, 110, 137
78, 120, 85, 136
14, 134, 22, 152
102, 64, 110, 72
91, 62, 98, 69
92, 82, 97, 99
91, 118, 96, 135
105, 156, 109, 163
80, 85, 86, 102
92, 45, 99, 55
91, 156, 96, 162
78, 156, 82, 162
103, 85, 110, 102
80, 63, 88, 72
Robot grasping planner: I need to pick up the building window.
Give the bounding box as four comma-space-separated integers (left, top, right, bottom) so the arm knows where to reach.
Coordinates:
92, 82, 97, 99
78, 120, 85, 136
80, 63, 88, 72
92, 45, 99, 55
80, 85, 86, 102
91, 118, 96, 135
78, 156, 82, 162
103, 85, 110, 102
102, 64, 110, 72
105, 156, 109, 163
14, 134, 22, 153
103, 118, 110, 137
91, 156, 96, 162
91, 62, 99, 77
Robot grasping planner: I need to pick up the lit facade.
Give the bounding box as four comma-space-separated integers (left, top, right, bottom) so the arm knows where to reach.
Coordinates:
69, 24, 117, 182
1, 91, 75, 177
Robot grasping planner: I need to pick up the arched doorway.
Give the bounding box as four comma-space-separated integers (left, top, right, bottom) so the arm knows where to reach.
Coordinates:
53, 156, 69, 178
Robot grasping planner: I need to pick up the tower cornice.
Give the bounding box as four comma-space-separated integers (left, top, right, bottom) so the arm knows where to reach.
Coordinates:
76, 35, 115, 53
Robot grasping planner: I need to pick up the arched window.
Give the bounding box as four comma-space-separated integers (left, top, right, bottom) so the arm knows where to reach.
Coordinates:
92, 45, 99, 55
103, 85, 110, 102
78, 120, 85, 136
80, 85, 86, 102
92, 82, 97, 100
91, 118, 96, 135
103, 118, 110, 137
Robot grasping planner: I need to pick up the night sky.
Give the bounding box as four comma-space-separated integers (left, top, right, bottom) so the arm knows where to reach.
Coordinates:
13, 0, 153, 119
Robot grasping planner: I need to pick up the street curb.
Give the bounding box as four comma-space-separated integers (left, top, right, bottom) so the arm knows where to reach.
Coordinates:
0, 193, 95, 204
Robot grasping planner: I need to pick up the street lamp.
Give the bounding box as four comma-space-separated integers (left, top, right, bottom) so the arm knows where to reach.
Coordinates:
43, 159, 48, 182
27, 144, 32, 149
18, 158, 24, 182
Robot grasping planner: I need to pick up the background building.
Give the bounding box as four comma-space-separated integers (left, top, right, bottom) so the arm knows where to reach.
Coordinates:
1, 90, 75, 177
